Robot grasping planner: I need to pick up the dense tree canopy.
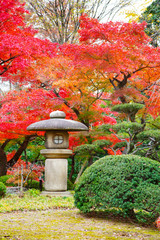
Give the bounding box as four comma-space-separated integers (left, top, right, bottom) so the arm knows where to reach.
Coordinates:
34, 15, 160, 118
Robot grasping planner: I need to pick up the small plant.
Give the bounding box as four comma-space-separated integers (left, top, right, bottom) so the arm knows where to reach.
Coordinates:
74, 155, 160, 223
0, 175, 14, 186
0, 182, 7, 198
26, 189, 40, 197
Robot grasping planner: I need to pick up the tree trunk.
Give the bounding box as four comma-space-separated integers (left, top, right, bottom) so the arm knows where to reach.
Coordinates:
88, 156, 93, 166
74, 160, 88, 184
0, 147, 7, 176
0, 140, 11, 176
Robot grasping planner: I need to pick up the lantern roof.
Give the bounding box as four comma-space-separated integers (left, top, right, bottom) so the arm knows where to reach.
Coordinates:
27, 110, 88, 132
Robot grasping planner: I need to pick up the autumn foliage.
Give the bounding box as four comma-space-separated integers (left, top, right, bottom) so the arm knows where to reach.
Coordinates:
0, 0, 57, 83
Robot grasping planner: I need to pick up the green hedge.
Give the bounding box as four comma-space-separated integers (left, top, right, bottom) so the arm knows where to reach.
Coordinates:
74, 155, 160, 222
0, 182, 7, 197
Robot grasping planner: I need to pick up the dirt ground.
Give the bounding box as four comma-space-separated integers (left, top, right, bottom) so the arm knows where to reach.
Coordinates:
0, 209, 159, 240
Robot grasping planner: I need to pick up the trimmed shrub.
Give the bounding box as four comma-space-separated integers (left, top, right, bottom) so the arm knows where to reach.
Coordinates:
0, 175, 14, 186
0, 182, 7, 197
111, 103, 144, 114
74, 155, 160, 222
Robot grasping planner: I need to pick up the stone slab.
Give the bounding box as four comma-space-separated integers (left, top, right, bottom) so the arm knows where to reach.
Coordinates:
44, 158, 68, 191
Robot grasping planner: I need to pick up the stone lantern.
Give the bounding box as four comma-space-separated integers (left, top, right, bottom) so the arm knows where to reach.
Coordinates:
27, 110, 88, 195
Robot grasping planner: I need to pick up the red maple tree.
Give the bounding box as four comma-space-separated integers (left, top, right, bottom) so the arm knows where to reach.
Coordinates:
1, 11, 160, 177
59, 14, 160, 117
0, 0, 58, 175
0, 0, 57, 82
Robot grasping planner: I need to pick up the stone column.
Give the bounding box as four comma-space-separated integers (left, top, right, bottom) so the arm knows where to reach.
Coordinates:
41, 149, 72, 192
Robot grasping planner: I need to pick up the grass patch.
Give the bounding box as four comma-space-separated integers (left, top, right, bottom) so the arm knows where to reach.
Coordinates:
0, 191, 74, 212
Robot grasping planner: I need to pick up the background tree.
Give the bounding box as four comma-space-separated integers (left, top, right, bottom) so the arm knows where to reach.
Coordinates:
23, 0, 135, 44
124, 0, 152, 22
140, 0, 160, 47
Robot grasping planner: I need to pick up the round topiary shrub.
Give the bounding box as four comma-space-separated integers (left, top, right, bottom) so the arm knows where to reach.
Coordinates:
0, 182, 7, 198
74, 155, 160, 221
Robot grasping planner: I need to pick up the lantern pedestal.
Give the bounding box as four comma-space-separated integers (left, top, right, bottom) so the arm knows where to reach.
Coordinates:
41, 191, 72, 196
41, 149, 72, 192
27, 110, 88, 196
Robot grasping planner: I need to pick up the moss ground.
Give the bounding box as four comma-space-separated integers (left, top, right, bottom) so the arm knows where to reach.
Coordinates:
0, 194, 159, 239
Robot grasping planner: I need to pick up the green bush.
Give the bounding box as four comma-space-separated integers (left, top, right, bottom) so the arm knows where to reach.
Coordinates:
74, 155, 160, 222
0, 175, 14, 186
0, 182, 7, 197
26, 180, 41, 190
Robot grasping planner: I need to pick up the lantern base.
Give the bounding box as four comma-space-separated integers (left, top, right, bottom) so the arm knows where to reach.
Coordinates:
41, 191, 73, 197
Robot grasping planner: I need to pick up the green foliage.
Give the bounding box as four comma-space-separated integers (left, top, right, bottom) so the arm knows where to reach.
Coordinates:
98, 124, 113, 134
112, 103, 144, 122
111, 103, 144, 114
67, 179, 74, 190
100, 122, 143, 134
113, 141, 127, 149
75, 140, 110, 163
5, 137, 45, 165
75, 144, 96, 155
0, 175, 14, 186
136, 130, 160, 160
134, 183, 160, 222
74, 155, 160, 222
0, 182, 7, 198
99, 104, 159, 159
150, 117, 160, 129
21, 137, 45, 163
26, 180, 41, 190
92, 139, 111, 147
140, 0, 160, 47
26, 189, 41, 197
0, 194, 74, 212
137, 130, 160, 141
112, 122, 143, 133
